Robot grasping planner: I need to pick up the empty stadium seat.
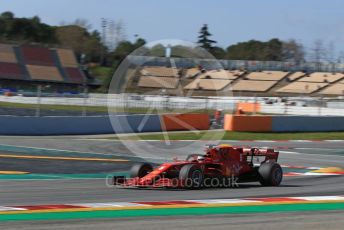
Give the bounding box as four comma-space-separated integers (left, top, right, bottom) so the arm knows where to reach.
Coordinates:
229, 69, 245, 76
298, 72, 344, 83
0, 62, 25, 80
185, 68, 200, 78
184, 79, 232, 90
140, 67, 179, 77
287, 71, 305, 81
64, 67, 85, 84
138, 76, 179, 88
26, 65, 63, 81
0, 44, 17, 63
276, 82, 328, 94
319, 83, 344, 95
56, 49, 78, 67
0, 43, 85, 85
245, 71, 288, 81
199, 69, 243, 80
232, 80, 277, 92
21, 46, 55, 66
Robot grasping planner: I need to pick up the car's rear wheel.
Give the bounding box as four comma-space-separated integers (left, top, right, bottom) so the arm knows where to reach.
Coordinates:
179, 164, 203, 189
130, 163, 153, 178
258, 162, 283, 186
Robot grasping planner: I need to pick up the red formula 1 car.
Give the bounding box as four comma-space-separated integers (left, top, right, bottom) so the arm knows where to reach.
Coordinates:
114, 145, 283, 189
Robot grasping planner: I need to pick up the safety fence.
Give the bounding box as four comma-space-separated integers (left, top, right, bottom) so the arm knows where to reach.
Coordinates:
0, 94, 235, 117
260, 104, 344, 116
2, 93, 344, 117
128, 55, 344, 72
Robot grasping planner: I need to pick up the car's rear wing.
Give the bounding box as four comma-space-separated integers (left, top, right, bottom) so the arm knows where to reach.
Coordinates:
241, 148, 279, 162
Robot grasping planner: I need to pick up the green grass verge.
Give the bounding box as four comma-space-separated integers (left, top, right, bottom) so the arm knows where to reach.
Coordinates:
113, 130, 344, 140
0, 202, 343, 221
0, 101, 224, 115
0, 101, 163, 114
0, 101, 109, 113
88, 66, 112, 81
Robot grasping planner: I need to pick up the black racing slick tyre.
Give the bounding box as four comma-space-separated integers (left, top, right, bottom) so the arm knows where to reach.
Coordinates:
258, 162, 283, 186
130, 163, 153, 178
179, 164, 203, 189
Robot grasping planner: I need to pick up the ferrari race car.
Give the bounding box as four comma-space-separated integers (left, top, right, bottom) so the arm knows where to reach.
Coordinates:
114, 145, 283, 189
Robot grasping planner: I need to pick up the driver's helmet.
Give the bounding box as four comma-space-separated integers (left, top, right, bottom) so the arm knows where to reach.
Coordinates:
197, 156, 205, 161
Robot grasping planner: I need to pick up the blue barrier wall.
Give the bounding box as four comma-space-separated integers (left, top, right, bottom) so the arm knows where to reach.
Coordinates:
109, 114, 162, 133
0, 115, 162, 135
2, 115, 343, 135
0, 116, 113, 135
272, 116, 344, 132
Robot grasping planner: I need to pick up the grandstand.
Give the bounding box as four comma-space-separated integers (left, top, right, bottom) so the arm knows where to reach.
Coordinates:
0, 44, 26, 81
0, 44, 17, 63
6, 43, 344, 96
184, 79, 232, 90
64, 67, 85, 84
0, 43, 93, 93
244, 71, 288, 81
181, 69, 241, 91
140, 66, 180, 77
287, 71, 305, 81
134, 66, 182, 91
56, 49, 78, 67
298, 72, 344, 83
276, 72, 344, 95
138, 76, 179, 89
230, 71, 287, 93
319, 83, 344, 95
276, 82, 328, 94
26, 65, 63, 82
0, 62, 25, 80
129, 66, 344, 96
184, 67, 200, 78
21, 46, 55, 66
199, 69, 244, 80
232, 80, 277, 92
9, 47, 341, 96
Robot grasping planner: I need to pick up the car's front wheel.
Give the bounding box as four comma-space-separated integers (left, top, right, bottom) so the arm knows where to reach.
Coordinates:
179, 164, 203, 189
130, 163, 153, 178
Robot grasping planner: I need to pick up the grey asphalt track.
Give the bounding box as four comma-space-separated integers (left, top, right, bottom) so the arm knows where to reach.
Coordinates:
0, 171, 343, 206
0, 136, 343, 229
1, 211, 344, 230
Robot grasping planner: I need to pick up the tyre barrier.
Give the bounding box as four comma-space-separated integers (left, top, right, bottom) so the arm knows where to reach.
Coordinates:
235, 102, 261, 113
161, 113, 210, 131
224, 115, 272, 132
